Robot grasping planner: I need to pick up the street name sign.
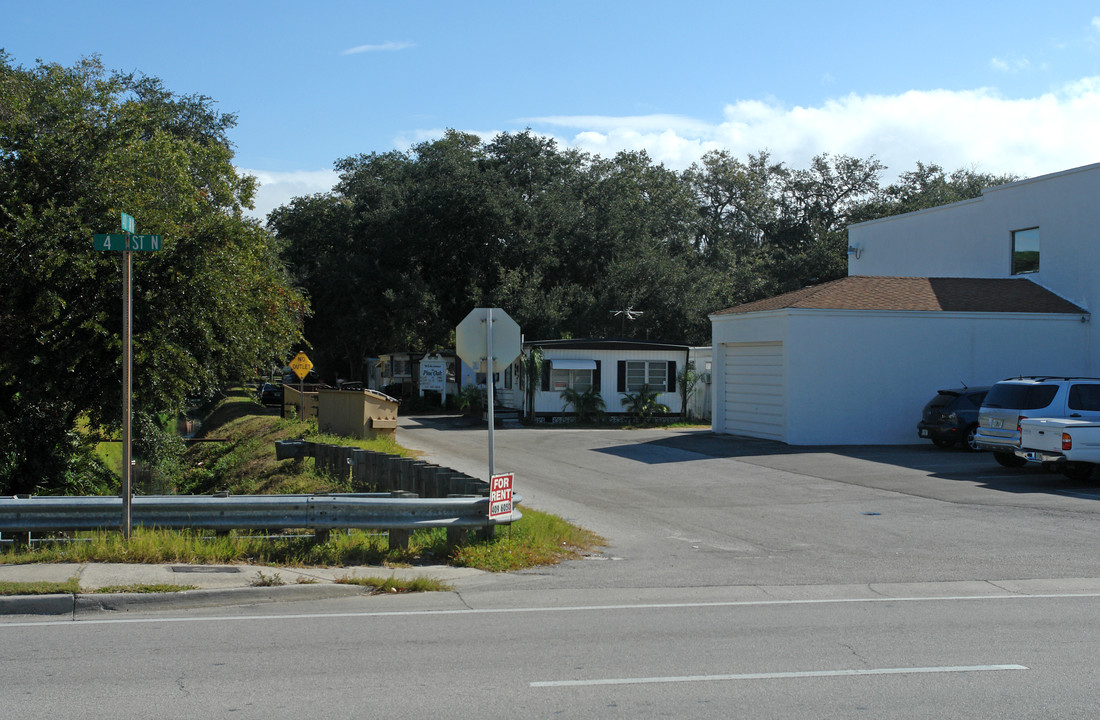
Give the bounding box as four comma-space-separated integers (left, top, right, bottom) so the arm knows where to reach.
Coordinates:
94, 234, 162, 251
121, 212, 135, 233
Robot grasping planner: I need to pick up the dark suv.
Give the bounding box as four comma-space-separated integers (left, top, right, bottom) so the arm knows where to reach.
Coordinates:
918, 387, 989, 450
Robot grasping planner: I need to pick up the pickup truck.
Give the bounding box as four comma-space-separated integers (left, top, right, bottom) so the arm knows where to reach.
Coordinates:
1015, 417, 1100, 480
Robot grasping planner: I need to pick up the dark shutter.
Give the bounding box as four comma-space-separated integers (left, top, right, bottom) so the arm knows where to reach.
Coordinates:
541, 362, 551, 391
593, 361, 601, 391
667, 360, 676, 392
617, 361, 626, 393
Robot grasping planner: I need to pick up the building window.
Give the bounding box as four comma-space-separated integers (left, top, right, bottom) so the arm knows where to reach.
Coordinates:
392, 358, 411, 377
551, 369, 593, 392
1012, 227, 1039, 275
625, 361, 667, 392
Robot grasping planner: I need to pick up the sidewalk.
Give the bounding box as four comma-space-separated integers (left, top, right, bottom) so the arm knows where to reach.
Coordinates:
0, 562, 486, 616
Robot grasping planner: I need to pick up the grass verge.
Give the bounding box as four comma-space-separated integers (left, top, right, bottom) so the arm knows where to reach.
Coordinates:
0, 578, 81, 596
0, 506, 603, 572
334, 575, 451, 593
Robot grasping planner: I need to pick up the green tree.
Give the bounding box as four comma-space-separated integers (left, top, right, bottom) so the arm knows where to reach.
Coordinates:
0, 54, 307, 495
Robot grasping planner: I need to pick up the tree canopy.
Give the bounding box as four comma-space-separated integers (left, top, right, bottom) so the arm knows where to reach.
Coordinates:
0, 54, 307, 494
271, 130, 1014, 380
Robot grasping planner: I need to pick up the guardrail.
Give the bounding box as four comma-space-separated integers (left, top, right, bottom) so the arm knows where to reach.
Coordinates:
0, 492, 522, 548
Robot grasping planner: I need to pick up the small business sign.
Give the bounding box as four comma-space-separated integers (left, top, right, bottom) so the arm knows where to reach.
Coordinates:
489, 472, 514, 521
419, 355, 447, 392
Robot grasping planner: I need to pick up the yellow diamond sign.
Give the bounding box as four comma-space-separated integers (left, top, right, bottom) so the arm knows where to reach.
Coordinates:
289, 351, 313, 380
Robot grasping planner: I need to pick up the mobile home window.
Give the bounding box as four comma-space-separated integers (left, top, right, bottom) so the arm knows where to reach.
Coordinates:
551, 369, 593, 392
1012, 227, 1039, 275
625, 361, 667, 392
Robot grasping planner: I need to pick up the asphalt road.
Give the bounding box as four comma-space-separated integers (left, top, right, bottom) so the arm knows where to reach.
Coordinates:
5, 417, 1100, 718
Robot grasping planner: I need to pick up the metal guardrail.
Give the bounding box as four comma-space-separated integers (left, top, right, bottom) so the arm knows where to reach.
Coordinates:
0, 493, 522, 540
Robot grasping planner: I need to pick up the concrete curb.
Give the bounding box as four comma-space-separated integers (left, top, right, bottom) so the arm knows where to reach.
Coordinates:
1, 583, 369, 617
0, 593, 75, 616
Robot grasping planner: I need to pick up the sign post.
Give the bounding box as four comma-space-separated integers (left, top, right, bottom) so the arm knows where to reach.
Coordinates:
289, 351, 313, 420
456, 308, 521, 534
93, 212, 160, 539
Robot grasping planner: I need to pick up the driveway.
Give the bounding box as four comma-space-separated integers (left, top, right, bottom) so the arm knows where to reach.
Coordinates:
397, 416, 1100, 590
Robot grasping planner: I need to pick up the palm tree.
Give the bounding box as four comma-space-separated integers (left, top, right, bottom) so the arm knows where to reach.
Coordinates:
620, 384, 670, 424
561, 385, 606, 424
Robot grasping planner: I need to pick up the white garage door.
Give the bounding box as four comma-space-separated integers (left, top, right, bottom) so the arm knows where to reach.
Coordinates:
722, 342, 784, 440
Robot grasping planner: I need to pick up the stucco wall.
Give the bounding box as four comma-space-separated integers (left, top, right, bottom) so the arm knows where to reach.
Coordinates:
782, 310, 1090, 445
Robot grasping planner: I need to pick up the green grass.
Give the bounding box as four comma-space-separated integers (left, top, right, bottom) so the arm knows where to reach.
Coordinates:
0, 578, 81, 595
0, 508, 603, 572
334, 575, 451, 593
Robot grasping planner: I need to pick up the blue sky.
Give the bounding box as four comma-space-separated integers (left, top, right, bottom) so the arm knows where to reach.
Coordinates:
5, 1, 1100, 219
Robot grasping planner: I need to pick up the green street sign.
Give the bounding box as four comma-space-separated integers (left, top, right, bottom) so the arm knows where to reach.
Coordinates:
94, 233, 127, 251
121, 212, 135, 233
94, 233, 162, 251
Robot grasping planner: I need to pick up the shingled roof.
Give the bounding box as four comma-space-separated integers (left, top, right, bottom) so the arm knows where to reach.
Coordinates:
712, 276, 1087, 316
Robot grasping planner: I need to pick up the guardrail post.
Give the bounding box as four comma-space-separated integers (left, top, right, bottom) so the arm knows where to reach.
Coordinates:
315, 529, 330, 544
387, 490, 417, 550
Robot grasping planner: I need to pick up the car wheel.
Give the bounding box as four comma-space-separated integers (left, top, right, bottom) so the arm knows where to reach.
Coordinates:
994, 451, 1027, 468
931, 437, 955, 449
1061, 463, 1094, 481
964, 424, 981, 452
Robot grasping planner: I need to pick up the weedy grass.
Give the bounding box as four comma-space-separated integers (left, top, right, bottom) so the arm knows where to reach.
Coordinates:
0, 578, 81, 596
334, 575, 451, 593
93, 583, 197, 594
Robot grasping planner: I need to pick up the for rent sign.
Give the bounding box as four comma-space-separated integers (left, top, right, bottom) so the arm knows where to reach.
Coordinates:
489, 473, 514, 521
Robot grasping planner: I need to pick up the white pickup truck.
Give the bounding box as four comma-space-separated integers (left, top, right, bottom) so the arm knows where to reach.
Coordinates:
1015, 417, 1100, 480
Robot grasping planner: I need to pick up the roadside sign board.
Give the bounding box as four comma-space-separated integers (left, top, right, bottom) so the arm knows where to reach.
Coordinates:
94, 234, 162, 251
419, 356, 447, 392
289, 351, 314, 380
455, 307, 521, 372
489, 472, 514, 520
121, 212, 135, 233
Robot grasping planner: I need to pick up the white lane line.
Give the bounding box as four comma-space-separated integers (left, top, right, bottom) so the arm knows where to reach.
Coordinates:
3, 592, 1100, 629
531, 664, 1029, 688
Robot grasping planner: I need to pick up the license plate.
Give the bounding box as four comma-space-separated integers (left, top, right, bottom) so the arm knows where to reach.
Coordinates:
919, 429, 929, 437
988, 418, 1004, 429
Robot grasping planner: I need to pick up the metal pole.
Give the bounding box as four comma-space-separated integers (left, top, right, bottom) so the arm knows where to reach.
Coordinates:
486, 309, 495, 478
121, 249, 132, 539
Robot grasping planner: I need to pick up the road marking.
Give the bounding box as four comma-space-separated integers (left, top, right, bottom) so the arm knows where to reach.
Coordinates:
531, 664, 1029, 688
3, 592, 1100, 629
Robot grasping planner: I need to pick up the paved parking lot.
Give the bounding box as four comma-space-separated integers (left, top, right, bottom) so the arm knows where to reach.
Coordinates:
398, 417, 1100, 591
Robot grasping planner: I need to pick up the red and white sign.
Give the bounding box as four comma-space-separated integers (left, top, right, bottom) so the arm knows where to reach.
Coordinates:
489, 472, 514, 520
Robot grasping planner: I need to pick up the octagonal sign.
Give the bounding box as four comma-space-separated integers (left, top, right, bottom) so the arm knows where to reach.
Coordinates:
456, 308, 521, 372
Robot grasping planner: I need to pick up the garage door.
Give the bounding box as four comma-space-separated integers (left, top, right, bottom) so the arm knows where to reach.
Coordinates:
722, 342, 784, 440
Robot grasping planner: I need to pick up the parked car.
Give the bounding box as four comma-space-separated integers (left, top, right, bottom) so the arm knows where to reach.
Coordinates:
259, 382, 283, 406
1015, 417, 1100, 480
918, 386, 990, 450
974, 376, 1100, 467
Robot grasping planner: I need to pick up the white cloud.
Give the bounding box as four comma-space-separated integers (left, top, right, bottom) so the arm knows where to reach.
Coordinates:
239, 169, 340, 221
990, 56, 1032, 73
341, 41, 414, 55
241, 78, 1100, 221
1092, 16, 1100, 33
525, 78, 1100, 182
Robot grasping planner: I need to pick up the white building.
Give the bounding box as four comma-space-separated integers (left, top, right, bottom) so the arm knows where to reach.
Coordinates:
710, 162, 1098, 445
